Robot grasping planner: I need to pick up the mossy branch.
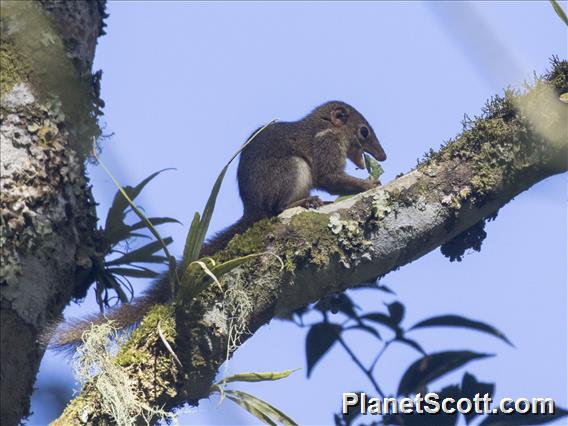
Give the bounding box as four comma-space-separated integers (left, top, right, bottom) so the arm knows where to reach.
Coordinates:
54, 59, 567, 425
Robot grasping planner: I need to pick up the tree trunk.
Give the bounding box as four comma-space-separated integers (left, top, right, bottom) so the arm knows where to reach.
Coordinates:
53, 60, 567, 425
0, 2, 106, 424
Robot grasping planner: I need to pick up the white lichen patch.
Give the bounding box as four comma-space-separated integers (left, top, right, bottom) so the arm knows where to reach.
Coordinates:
328, 213, 343, 234
0, 82, 35, 109
371, 191, 393, 220
1, 114, 33, 177
327, 213, 373, 268
1, 88, 96, 326
441, 185, 473, 210
279, 206, 313, 220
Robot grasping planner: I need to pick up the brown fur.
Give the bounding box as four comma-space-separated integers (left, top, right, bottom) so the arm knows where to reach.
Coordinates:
46, 101, 386, 351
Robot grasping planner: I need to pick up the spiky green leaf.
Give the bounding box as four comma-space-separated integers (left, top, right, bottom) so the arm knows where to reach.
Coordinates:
105, 217, 180, 246
98, 271, 129, 304
550, 0, 568, 26
105, 238, 172, 266
106, 267, 160, 279
225, 390, 298, 426
182, 212, 201, 267
221, 369, 299, 384
104, 169, 173, 236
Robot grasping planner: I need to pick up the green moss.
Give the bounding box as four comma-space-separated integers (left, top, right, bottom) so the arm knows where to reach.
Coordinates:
1, 1, 103, 156
421, 108, 527, 259
418, 60, 568, 211
418, 60, 567, 262
288, 210, 330, 230
0, 38, 28, 94
116, 304, 175, 366
418, 94, 531, 207
281, 211, 339, 270
53, 388, 99, 425
218, 218, 279, 262
217, 212, 342, 272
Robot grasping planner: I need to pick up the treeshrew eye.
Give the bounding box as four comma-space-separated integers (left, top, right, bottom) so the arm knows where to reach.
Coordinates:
360, 126, 369, 138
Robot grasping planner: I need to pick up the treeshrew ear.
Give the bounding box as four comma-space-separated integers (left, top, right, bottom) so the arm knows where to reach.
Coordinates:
331, 106, 349, 127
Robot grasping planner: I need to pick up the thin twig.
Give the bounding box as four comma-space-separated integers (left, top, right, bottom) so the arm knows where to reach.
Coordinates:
370, 339, 392, 372
337, 335, 385, 398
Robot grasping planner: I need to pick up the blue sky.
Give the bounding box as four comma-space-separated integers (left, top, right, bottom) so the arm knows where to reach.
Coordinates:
30, 2, 566, 425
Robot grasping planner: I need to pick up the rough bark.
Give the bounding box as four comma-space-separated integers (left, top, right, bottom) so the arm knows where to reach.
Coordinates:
0, 2, 106, 425
54, 62, 567, 425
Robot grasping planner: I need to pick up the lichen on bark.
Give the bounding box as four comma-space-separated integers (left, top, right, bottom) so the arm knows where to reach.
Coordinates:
0, 1, 107, 424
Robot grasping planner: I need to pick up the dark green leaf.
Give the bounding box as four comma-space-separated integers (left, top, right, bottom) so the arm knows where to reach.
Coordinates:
225, 390, 298, 425
396, 337, 426, 355
550, 0, 568, 26
225, 393, 276, 425
344, 324, 382, 340
98, 271, 129, 304
409, 314, 513, 347
376, 284, 396, 294
105, 238, 172, 266
104, 169, 173, 237
189, 250, 284, 301
128, 217, 181, 232
461, 372, 494, 425
182, 212, 201, 267
94, 148, 175, 296
211, 253, 265, 278
306, 323, 342, 377
398, 351, 493, 396
361, 312, 399, 331
107, 267, 160, 279
105, 217, 180, 246
106, 255, 168, 266
189, 165, 229, 262
178, 259, 220, 304
107, 255, 167, 266
387, 301, 405, 325
125, 232, 151, 240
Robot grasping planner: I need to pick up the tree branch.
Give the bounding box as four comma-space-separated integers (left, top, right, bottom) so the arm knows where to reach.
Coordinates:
54, 60, 567, 425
